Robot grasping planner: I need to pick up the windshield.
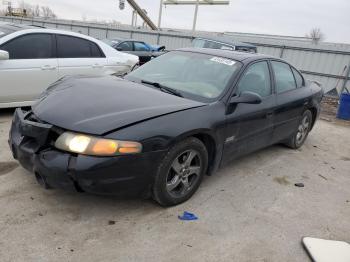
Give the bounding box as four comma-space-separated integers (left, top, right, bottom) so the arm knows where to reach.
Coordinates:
125, 51, 241, 102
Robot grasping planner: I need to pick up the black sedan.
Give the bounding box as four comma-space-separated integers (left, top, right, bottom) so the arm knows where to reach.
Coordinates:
9, 48, 323, 206
102, 38, 165, 65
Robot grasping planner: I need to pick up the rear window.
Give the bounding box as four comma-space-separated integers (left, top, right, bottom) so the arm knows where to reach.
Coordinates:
271, 61, 297, 93
292, 67, 304, 88
57, 35, 104, 58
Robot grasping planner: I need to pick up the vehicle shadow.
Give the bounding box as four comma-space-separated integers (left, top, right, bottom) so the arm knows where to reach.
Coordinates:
35, 143, 292, 213
0, 108, 15, 119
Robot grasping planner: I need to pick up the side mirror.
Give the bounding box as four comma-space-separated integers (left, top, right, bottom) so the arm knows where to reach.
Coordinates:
0, 50, 9, 60
230, 91, 262, 105
116, 46, 123, 51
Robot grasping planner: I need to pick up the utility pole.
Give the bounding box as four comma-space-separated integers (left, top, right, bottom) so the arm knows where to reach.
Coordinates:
158, 0, 164, 28
163, 1, 229, 33
192, 0, 199, 33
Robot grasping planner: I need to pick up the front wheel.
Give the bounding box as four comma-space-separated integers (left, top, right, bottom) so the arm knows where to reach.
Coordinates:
286, 110, 313, 149
153, 137, 208, 206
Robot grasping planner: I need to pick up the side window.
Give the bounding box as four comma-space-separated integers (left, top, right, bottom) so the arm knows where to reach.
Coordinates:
134, 42, 150, 51
117, 41, 133, 51
1, 33, 53, 59
236, 61, 271, 97
192, 39, 205, 48
57, 35, 102, 58
292, 67, 304, 88
271, 61, 297, 93
204, 40, 222, 49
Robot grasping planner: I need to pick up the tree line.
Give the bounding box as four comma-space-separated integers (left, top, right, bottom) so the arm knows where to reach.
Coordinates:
0, 2, 57, 18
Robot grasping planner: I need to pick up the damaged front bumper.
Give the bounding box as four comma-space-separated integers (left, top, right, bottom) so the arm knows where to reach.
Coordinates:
8, 108, 165, 197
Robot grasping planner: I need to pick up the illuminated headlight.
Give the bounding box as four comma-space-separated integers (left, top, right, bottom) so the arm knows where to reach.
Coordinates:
54, 132, 142, 156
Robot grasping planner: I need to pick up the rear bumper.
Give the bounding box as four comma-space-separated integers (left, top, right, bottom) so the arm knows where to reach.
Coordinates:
9, 108, 166, 196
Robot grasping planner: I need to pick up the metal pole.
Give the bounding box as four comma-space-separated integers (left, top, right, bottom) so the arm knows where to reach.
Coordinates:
192, 0, 199, 33
131, 10, 134, 27
158, 0, 163, 29
127, 0, 157, 30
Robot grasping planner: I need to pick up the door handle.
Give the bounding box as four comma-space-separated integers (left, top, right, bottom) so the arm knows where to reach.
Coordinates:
41, 65, 56, 70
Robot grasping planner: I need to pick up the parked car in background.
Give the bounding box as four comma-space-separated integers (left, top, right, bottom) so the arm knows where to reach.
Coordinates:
0, 23, 138, 108
192, 36, 257, 53
9, 48, 323, 206
103, 38, 166, 65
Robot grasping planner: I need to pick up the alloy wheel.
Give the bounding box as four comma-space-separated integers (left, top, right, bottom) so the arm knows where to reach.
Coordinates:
296, 115, 310, 144
166, 149, 202, 198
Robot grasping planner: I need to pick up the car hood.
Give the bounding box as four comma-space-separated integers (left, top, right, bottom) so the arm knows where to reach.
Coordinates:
32, 76, 205, 135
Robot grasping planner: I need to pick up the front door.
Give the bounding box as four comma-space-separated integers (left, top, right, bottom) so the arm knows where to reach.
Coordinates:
0, 33, 58, 105
222, 60, 276, 163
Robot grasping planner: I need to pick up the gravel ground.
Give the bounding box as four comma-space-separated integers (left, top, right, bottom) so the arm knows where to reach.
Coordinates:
0, 109, 350, 262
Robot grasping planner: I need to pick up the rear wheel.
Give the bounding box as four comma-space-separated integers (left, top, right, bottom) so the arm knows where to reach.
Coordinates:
153, 137, 208, 206
286, 110, 313, 149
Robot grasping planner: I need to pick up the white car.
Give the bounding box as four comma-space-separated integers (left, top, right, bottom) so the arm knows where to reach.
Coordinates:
0, 23, 139, 108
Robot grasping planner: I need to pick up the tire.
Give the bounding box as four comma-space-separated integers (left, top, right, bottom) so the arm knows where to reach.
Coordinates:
153, 137, 208, 206
285, 110, 313, 149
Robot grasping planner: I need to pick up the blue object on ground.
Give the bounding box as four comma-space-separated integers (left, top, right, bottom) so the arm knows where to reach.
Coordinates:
178, 211, 198, 221
337, 93, 350, 120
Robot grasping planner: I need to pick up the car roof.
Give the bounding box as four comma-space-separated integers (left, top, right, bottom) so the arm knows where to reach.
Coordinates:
176, 47, 273, 62
107, 37, 136, 42
194, 36, 256, 48
0, 24, 106, 45
0, 22, 41, 36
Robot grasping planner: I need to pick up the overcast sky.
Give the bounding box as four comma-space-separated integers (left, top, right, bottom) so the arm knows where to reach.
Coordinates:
8, 0, 350, 43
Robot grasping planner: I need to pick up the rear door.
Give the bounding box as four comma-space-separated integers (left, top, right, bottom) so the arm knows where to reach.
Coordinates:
271, 60, 311, 142
56, 34, 106, 77
223, 60, 276, 162
0, 33, 58, 104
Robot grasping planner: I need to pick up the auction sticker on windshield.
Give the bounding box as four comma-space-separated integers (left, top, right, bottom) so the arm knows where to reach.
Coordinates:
210, 57, 236, 66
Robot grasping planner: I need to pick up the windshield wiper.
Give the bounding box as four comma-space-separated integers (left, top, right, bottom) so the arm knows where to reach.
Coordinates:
141, 80, 183, 98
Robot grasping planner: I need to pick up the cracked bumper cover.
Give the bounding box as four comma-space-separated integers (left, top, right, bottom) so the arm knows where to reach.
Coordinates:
8, 108, 166, 196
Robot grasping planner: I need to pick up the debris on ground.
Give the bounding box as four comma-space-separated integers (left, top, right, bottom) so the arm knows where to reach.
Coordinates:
273, 176, 290, 185
321, 96, 339, 120
108, 220, 116, 225
178, 211, 198, 221
302, 237, 350, 262
318, 174, 328, 181
295, 183, 304, 187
